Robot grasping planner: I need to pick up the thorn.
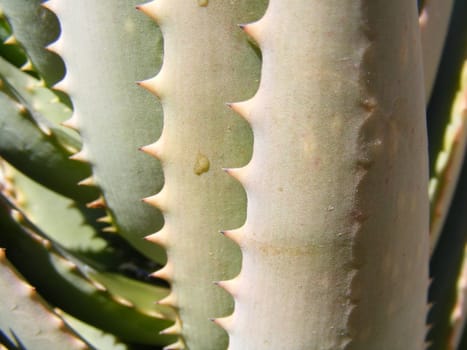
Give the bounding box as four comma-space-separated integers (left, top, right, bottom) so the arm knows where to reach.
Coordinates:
61, 114, 80, 131
96, 215, 112, 224
137, 75, 162, 97
53, 77, 69, 94
4, 35, 18, 45
151, 261, 173, 281
159, 318, 182, 335
223, 167, 246, 184
142, 188, 167, 210
163, 339, 185, 350
238, 21, 262, 43
145, 228, 169, 247
139, 139, 163, 159
220, 228, 244, 246
136, 1, 160, 22
157, 291, 177, 308
90, 280, 107, 292
86, 196, 106, 209
112, 295, 134, 308
78, 176, 96, 187
226, 100, 253, 122
42, 0, 58, 13
69, 150, 89, 163
214, 278, 239, 296
20, 60, 34, 72
46, 38, 62, 55
102, 226, 117, 233
210, 315, 233, 331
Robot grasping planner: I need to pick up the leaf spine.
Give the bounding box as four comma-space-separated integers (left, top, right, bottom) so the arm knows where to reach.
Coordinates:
101, 226, 117, 233
142, 186, 168, 211
41, 0, 59, 14
45, 36, 63, 57
238, 21, 263, 46
163, 339, 186, 350
61, 113, 80, 131
219, 228, 244, 246
112, 295, 134, 308
159, 317, 182, 335
222, 167, 248, 185
3, 35, 18, 45
156, 291, 178, 308
145, 227, 170, 247
69, 149, 89, 163
137, 74, 164, 98
151, 260, 174, 282
226, 99, 255, 124
140, 139, 165, 160
214, 277, 240, 297
210, 315, 233, 332
77, 176, 96, 187
52, 73, 71, 94
20, 60, 34, 72
136, 1, 161, 22
96, 215, 112, 224
85, 196, 106, 209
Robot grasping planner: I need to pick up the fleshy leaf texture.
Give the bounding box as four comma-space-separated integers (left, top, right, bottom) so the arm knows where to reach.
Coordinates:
139, 0, 266, 348
45, 0, 166, 263
429, 60, 467, 249
419, 0, 455, 101
0, 0, 65, 86
57, 311, 128, 350
0, 249, 90, 350
0, 193, 175, 346
0, 87, 97, 203
223, 1, 429, 349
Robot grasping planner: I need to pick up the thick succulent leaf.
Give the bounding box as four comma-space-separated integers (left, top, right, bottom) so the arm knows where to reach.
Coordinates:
427, 151, 467, 349
0, 15, 27, 68
449, 247, 467, 349
224, 1, 428, 349
56, 311, 128, 350
0, 56, 76, 142
429, 60, 467, 250
419, 0, 455, 101
3, 163, 124, 269
138, 1, 267, 347
0, 89, 97, 203
427, 0, 467, 251
0, 0, 65, 85
45, 0, 166, 264
0, 195, 175, 346
0, 249, 90, 350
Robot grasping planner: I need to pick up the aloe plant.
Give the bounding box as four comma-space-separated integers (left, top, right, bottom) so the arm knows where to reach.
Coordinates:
0, 0, 466, 349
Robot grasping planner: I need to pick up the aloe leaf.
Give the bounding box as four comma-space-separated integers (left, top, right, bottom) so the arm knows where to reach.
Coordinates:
419, 0, 455, 101
0, 90, 97, 203
427, 0, 467, 251
44, 0, 166, 264
2, 162, 123, 269
0, 56, 75, 141
137, 1, 266, 348
0, 0, 65, 86
0, 249, 91, 350
427, 152, 467, 349
0, 15, 27, 68
222, 1, 428, 348
56, 311, 128, 350
0, 195, 175, 346
429, 60, 467, 250
449, 246, 467, 349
